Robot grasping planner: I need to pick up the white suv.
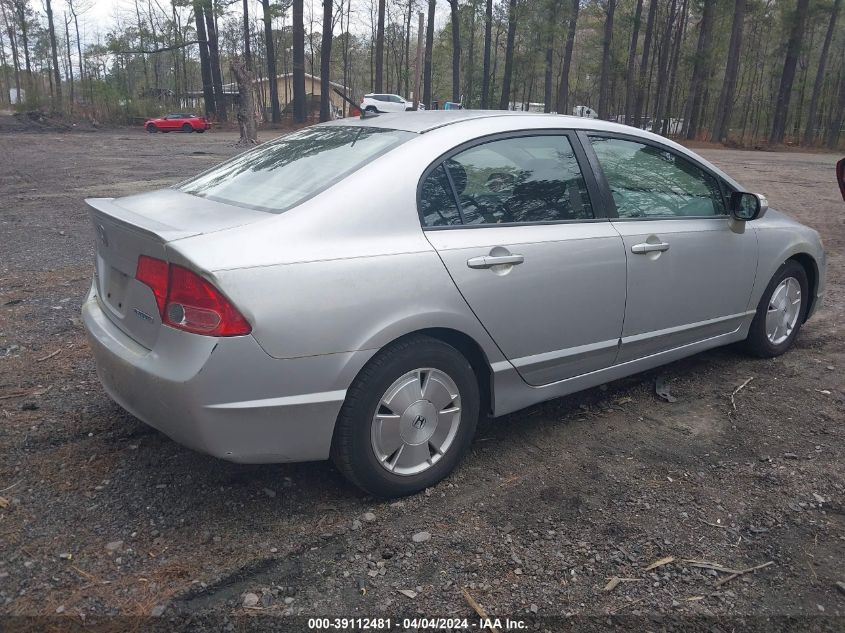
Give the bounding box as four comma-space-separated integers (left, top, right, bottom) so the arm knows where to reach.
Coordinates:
361, 93, 412, 113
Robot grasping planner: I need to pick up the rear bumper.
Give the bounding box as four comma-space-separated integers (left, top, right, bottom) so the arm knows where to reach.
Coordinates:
82, 284, 371, 463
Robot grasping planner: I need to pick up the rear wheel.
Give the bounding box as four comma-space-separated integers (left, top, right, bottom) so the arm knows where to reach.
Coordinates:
182, 123, 193, 133
196, 129, 206, 133
742, 260, 808, 357
365, 106, 378, 113
146, 123, 158, 133
332, 335, 479, 497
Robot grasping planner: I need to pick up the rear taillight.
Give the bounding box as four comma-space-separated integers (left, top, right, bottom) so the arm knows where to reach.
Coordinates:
136, 255, 168, 315
134, 256, 251, 337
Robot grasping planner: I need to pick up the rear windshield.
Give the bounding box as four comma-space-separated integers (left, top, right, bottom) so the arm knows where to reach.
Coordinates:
179, 126, 414, 213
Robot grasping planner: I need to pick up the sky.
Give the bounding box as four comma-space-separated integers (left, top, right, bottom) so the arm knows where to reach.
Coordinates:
74, 0, 449, 45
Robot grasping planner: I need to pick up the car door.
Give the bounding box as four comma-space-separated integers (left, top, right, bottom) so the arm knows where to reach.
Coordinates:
421, 132, 627, 386
585, 134, 758, 362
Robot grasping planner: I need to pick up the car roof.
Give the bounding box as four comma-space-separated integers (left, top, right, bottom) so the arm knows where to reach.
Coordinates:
324, 109, 649, 136
321, 110, 743, 190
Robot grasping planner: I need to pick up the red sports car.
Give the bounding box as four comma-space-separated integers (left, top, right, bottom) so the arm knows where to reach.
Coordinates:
145, 113, 210, 134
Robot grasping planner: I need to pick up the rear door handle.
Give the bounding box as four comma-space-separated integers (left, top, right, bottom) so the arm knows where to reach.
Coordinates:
466, 254, 525, 269
631, 242, 670, 254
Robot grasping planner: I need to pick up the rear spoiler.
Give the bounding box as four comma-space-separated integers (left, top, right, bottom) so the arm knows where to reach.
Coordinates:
86, 197, 198, 242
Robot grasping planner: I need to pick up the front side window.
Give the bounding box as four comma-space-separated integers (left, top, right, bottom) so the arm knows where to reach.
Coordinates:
589, 136, 726, 218
180, 126, 414, 213
419, 134, 594, 227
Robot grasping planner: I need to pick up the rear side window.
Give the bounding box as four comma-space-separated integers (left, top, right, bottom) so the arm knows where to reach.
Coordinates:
180, 126, 414, 213
419, 134, 594, 227
420, 165, 462, 227
589, 136, 726, 218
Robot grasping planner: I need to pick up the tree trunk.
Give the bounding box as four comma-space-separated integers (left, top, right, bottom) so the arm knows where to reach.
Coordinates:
63, 13, 73, 104
320, 0, 333, 121
375, 0, 385, 91
826, 67, 845, 148
193, 1, 216, 117
770, 0, 810, 144
232, 58, 258, 144
481, 0, 492, 108
711, 0, 746, 142
634, 0, 657, 127
71, 5, 83, 96
556, 0, 579, 114
466, 1, 477, 105
597, 0, 616, 119
423, 0, 435, 107
624, 0, 643, 124
684, 0, 716, 139
803, 0, 840, 145
261, 0, 280, 122
651, 0, 678, 134
204, 1, 226, 121
293, 0, 306, 122
13, 0, 32, 91
44, 0, 61, 106
2, 1, 21, 101
499, 0, 518, 110
543, 0, 558, 113
243, 0, 252, 69
447, 0, 461, 103
662, 0, 688, 135
404, 0, 413, 97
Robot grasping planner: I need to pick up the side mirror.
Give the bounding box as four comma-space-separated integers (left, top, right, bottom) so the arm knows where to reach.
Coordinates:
730, 191, 768, 221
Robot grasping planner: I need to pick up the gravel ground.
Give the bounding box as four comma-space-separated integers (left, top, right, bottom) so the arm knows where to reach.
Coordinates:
0, 126, 843, 631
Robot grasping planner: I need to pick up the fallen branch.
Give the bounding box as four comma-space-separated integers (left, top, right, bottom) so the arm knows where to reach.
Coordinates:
604, 576, 641, 592
0, 480, 21, 493
684, 559, 744, 574
730, 377, 754, 410
683, 559, 774, 585
461, 588, 500, 633
644, 556, 675, 571
714, 561, 775, 587
36, 349, 61, 362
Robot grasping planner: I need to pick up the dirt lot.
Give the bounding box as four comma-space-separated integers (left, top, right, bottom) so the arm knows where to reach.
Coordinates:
0, 126, 843, 631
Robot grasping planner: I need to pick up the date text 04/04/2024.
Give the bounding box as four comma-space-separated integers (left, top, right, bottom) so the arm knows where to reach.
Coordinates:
307, 617, 528, 630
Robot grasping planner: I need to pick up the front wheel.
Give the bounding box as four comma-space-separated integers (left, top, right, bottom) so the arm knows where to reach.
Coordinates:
146, 123, 158, 133
182, 123, 193, 133
742, 260, 808, 357
331, 335, 479, 497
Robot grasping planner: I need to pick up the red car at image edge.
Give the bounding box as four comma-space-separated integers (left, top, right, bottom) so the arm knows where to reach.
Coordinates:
145, 113, 210, 134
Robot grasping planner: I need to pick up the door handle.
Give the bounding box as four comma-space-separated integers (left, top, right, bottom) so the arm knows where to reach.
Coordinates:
631, 242, 670, 254
466, 254, 525, 269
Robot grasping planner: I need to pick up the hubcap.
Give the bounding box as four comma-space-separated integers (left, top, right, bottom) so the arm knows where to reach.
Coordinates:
370, 368, 462, 476
765, 277, 801, 345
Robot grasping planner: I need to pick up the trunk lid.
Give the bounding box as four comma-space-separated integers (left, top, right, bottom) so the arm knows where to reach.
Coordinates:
87, 188, 267, 349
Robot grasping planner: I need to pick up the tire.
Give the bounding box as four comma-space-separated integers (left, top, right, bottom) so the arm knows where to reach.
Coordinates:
742, 260, 809, 358
365, 106, 378, 113
196, 129, 206, 133
331, 335, 480, 497
146, 124, 158, 133
182, 123, 193, 133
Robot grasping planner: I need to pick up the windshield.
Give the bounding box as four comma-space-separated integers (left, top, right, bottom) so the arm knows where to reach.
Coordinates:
179, 126, 414, 213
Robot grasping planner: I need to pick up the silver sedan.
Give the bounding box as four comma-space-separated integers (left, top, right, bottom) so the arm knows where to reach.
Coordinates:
82, 111, 826, 497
